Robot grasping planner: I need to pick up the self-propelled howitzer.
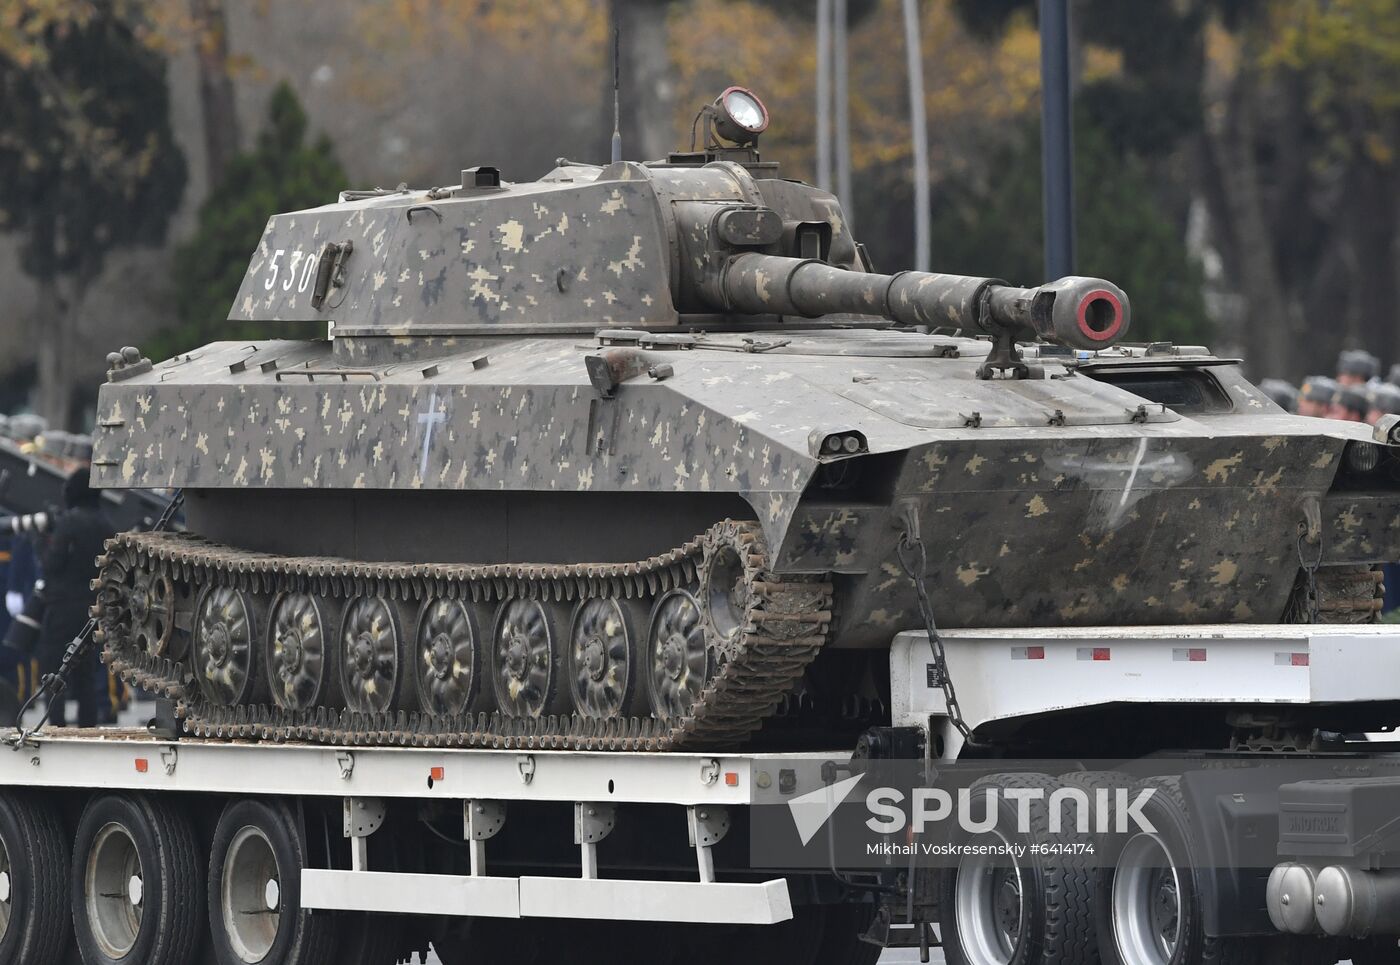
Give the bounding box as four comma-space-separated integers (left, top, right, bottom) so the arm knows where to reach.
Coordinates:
90, 89, 1398, 752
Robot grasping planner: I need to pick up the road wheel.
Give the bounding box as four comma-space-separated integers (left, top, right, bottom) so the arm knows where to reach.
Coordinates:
0, 791, 70, 965
1096, 777, 1257, 965
71, 793, 201, 965
208, 799, 334, 965
939, 772, 1098, 965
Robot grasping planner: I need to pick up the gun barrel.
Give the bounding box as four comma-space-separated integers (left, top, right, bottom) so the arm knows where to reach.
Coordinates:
716, 253, 1129, 350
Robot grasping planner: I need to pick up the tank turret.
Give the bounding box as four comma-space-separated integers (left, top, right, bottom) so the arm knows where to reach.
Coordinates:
228, 85, 1125, 382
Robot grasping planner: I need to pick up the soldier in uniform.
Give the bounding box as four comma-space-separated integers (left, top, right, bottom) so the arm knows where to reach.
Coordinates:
1298, 376, 1340, 418
1337, 349, 1381, 387
34, 468, 115, 728
1259, 379, 1299, 413
1328, 385, 1369, 422
1367, 383, 1400, 427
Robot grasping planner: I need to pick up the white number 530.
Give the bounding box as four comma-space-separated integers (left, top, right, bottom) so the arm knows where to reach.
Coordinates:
263, 248, 320, 294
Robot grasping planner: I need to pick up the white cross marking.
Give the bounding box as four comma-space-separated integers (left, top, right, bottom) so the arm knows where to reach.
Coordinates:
417, 390, 446, 478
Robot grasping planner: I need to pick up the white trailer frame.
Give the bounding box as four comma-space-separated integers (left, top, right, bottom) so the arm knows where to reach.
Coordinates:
0, 734, 824, 925
891, 624, 1400, 758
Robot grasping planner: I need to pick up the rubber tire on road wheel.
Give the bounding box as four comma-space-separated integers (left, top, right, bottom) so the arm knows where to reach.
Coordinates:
939, 772, 1099, 965
208, 799, 334, 965
1095, 777, 1257, 965
71, 793, 202, 965
0, 790, 71, 965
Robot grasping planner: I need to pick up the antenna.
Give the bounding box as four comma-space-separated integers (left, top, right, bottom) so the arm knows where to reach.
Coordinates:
610, 25, 623, 164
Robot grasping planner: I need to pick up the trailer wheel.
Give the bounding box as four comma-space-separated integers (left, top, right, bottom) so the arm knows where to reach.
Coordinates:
208, 799, 334, 965
1095, 777, 1257, 965
0, 791, 70, 965
939, 772, 1098, 965
70, 793, 201, 965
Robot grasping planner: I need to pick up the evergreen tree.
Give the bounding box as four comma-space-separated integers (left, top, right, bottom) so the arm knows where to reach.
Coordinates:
158, 83, 346, 359
0, 5, 187, 428
929, 120, 1210, 345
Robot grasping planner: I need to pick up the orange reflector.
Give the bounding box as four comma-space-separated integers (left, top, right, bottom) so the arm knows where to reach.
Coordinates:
725, 772, 739, 787
430, 766, 445, 782
134, 759, 149, 773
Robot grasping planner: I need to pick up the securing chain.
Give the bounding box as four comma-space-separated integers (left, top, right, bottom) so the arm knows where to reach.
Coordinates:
894, 502, 973, 743
6, 489, 184, 747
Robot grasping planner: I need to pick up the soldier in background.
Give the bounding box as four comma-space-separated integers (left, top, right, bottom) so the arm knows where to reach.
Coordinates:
1328, 385, 1369, 422
1337, 349, 1381, 387
1367, 383, 1400, 427
34, 468, 115, 727
1259, 378, 1299, 413
1298, 376, 1340, 417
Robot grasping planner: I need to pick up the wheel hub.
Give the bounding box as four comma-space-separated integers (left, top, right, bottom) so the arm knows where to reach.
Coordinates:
278, 632, 302, 672
506, 634, 530, 678
431, 633, 453, 680
1151, 869, 1180, 952
994, 871, 1023, 945
582, 636, 607, 682
660, 634, 686, 680
130, 587, 151, 623
206, 624, 231, 666
352, 633, 374, 676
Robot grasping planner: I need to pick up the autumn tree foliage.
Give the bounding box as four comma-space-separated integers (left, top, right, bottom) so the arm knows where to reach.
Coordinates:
0, 0, 186, 428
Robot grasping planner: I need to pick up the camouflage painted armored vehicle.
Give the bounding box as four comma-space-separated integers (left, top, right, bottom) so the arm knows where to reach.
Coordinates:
90, 88, 1397, 751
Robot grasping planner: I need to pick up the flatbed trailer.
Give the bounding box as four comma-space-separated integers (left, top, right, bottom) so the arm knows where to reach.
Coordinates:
2, 623, 1400, 965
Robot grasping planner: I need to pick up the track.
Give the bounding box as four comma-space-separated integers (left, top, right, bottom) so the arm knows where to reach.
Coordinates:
91, 520, 832, 752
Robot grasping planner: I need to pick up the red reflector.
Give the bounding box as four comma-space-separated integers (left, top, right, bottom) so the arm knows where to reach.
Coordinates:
1011, 646, 1046, 660
1189, 649, 1207, 663
724, 772, 739, 787
1292, 653, 1310, 667
134, 759, 149, 773
430, 766, 445, 782
1093, 648, 1111, 662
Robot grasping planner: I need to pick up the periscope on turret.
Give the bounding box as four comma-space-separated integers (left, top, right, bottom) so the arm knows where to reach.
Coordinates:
88, 87, 1400, 751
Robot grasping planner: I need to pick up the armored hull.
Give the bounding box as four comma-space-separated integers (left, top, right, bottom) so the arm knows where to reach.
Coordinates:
89, 113, 1400, 750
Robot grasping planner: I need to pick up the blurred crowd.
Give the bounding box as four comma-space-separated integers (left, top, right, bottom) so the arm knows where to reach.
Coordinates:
0, 416, 123, 727
1260, 349, 1400, 427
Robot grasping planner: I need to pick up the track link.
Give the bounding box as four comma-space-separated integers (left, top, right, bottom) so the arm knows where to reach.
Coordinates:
92, 521, 831, 752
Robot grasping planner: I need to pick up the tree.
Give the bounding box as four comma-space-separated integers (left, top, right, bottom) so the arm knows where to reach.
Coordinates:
155, 83, 346, 360
0, 2, 187, 429
928, 119, 1210, 345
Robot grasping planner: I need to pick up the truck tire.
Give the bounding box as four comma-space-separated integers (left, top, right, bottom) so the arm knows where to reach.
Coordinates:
1095, 777, 1257, 965
939, 772, 1098, 965
207, 799, 334, 965
71, 793, 202, 965
0, 790, 70, 965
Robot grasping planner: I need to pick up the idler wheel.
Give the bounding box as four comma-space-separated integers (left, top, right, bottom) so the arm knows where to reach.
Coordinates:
491, 599, 566, 719
415, 600, 487, 717
193, 587, 266, 707
128, 570, 175, 657
337, 596, 404, 715
644, 589, 710, 721
265, 593, 329, 712
566, 598, 642, 720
